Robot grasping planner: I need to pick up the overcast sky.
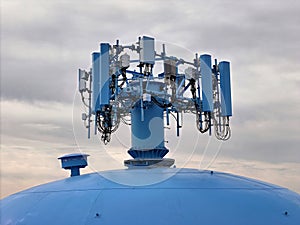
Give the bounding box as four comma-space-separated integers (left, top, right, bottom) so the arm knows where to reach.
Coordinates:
1, 0, 300, 197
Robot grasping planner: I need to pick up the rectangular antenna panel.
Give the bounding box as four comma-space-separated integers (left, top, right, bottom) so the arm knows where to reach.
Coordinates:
219, 61, 232, 116
78, 69, 87, 93
92, 52, 100, 112
200, 54, 213, 112
139, 36, 155, 64
99, 43, 110, 107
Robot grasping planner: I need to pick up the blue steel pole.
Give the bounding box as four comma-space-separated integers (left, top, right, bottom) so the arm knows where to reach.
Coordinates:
70, 167, 80, 177
131, 102, 165, 150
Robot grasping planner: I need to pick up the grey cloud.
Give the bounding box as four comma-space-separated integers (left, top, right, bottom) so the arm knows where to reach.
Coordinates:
2, 0, 299, 102
176, 1, 300, 63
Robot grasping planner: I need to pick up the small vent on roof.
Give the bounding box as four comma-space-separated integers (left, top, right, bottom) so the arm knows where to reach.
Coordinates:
58, 153, 89, 177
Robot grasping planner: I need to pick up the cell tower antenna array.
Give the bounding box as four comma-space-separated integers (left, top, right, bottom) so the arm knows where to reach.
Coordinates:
78, 36, 232, 167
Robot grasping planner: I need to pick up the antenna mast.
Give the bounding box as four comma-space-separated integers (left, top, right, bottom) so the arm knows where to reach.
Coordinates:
78, 36, 232, 167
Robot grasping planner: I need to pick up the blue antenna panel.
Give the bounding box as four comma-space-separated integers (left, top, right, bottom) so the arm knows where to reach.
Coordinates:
92, 52, 100, 112
200, 54, 213, 112
99, 43, 110, 107
219, 61, 232, 116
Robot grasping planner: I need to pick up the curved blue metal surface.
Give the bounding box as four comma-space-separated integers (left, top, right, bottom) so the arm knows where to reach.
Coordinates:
1, 168, 300, 225
131, 102, 164, 147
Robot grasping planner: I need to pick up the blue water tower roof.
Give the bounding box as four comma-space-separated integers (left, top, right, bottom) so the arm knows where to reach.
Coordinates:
1, 168, 300, 225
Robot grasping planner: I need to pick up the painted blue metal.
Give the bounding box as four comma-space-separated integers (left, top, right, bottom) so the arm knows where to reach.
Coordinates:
58, 153, 89, 177
200, 54, 213, 112
130, 101, 165, 151
92, 52, 100, 112
219, 61, 232, 116
1, 168, 300, 225
99, 43, 110, 106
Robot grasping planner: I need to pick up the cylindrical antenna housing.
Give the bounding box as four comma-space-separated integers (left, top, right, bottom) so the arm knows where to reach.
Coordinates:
219, 61, 232, 117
